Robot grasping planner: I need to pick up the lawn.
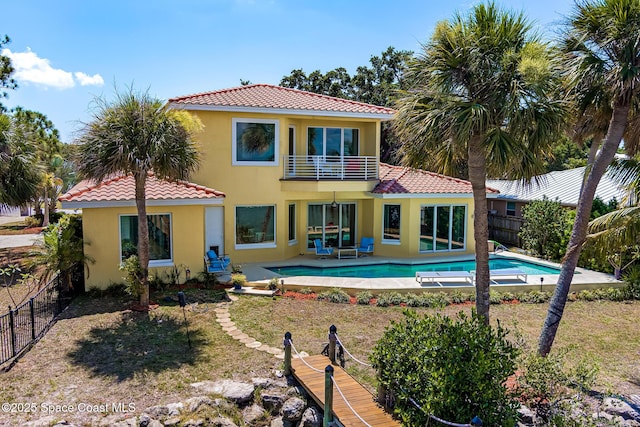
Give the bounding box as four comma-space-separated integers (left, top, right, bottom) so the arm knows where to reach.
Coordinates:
0, 290, 638, 425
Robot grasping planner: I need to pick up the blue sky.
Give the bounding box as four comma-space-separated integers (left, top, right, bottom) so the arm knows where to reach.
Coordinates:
3, 0, 575, 143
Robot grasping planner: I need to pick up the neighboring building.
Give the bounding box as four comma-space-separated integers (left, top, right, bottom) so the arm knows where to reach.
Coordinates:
486, 166, 627, 246
61, 84, 497, 290
486, 166, 627, 218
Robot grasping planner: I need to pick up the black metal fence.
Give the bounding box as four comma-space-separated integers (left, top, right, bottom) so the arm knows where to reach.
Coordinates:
0, 275, 64, 366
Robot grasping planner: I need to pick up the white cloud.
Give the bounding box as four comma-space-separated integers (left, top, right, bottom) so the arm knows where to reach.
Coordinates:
1, 48, 104, 89
74, 72, 104, 86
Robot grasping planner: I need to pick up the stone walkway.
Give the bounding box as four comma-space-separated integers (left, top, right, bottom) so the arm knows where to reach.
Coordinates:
214, 294, 286, 359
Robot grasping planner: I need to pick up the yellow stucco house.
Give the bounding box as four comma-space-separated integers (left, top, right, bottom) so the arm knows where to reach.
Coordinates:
61, 84, 494, 290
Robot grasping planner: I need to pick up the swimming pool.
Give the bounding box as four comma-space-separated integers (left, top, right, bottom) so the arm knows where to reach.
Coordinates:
267, 258, 561, 278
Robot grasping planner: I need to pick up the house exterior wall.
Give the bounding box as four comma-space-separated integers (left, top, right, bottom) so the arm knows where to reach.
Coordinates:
82, 205, 206, 290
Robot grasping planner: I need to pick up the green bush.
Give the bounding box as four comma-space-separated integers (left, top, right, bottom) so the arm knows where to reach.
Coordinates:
519, 290, 552, 304
298, 287, 314, 295
404, 293, 422, 307
623, 265, 640, 299
119, 255, 145, 297
489, 290, 503, 304
449, 290, 471, 304
424, 292, 449, 308
356, 290, 373, 305
230, 273, 246, 289
317, 288, 350, 304
372, 310, 519, 426
375, 293, 390, 307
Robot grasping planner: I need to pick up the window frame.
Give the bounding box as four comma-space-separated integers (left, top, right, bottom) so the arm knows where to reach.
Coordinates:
506, 201, 516, 216
119, 213, 173, 267
288, 203, 297, 245
306, 126, 360, 158
382, 204, 401, 245
234, 204, 277, 250
232, 118, 280, 166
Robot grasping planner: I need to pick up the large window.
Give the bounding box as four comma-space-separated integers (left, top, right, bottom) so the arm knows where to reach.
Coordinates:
307, 127, 359, 158
307, 203, 355, 249
419, 205, 466, 252
236, 205, 276, 248
383, 204, 401, 243
120, 214, 172, 265
232, 118, 279, 165
288, 203, 296, 243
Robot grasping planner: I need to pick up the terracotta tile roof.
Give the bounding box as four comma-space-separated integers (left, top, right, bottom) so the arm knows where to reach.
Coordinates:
60, 173, 225, 203
169, 84, 395, 118
373, 163, 499, 195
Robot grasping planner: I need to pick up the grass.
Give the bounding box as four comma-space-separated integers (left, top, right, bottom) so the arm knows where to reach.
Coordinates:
1, 290, 639, 425
0, 221, 43, 235
0, 246, 44, 309
231, 296, 640, 396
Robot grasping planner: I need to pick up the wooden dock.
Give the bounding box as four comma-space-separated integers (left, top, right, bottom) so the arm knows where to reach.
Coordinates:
291, 354, 401, 426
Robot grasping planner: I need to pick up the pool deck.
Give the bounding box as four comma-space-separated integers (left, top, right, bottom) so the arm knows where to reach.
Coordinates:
239, 251, 621, 294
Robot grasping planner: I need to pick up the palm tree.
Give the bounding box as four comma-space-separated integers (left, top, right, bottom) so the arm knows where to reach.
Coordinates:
394, 2, 568, 322
75, 89, 201, 308
538, 0, 640, 356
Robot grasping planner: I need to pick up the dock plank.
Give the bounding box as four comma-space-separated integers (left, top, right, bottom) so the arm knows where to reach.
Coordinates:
291, 355, 401, 426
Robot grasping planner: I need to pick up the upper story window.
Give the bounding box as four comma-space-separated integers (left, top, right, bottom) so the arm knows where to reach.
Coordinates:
232, 118, 280, 166
307, 127, 359, 158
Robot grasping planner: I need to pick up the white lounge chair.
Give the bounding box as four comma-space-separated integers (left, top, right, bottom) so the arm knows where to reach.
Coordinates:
415, 271, 474, 286
472, 268, 528, 283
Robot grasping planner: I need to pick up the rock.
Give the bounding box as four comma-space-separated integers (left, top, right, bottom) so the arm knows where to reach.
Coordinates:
163, 417, 182, 426
147, 421, 163, 427
270, 416, 284, 427
25, 417, 61, 427
517, 404, 536, 425
604, 397, 640, 421
182, 419, 205, 427
109, 417, 138, 427
138, 413, 151, 427
185, 396, 215, 412
282, 397, 306, 422
192, 380, 255, 404
209, 416, 239, 426
243, 403, 266, 424
300, 406, 323, 427
287, 385, 307, 399
143, 405, 170, 419
261, 390, 288, 414
252, 377, 273, 388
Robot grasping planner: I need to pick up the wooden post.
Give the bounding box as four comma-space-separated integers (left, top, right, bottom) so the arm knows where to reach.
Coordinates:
377, 366, 387, 407
283, 331, 292, 376
328, 324, 337, 365
324, 365, 334, 427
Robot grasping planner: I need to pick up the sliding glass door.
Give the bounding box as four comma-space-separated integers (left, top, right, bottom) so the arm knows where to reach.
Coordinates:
420, 205, 467, 252
307, 203, 356, 249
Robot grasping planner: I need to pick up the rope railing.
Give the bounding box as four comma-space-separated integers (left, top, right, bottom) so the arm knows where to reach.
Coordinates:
395, 382, 482, 427
289, 339, 324, 374
331, 375, 373, 427
335, 333, 371, 367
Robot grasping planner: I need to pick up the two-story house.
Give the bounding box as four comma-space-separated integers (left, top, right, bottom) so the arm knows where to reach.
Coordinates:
61, 84, 488, 290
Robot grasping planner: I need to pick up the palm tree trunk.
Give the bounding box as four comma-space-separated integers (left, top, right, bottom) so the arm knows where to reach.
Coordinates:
538, 102, 629, 356
468, 135, 490, 324
135, 173, 150, 307
43, 186, 50, 227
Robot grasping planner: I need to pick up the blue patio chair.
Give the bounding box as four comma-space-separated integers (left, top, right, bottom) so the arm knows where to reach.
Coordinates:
357, 237, 375, 256
313, 239, 334, 258
204, 249, 231, 274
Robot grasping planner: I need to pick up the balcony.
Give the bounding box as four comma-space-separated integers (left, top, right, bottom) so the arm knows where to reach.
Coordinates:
282, 155, 378, 180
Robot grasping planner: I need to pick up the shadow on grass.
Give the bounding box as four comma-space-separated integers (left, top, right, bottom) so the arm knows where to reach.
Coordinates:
67, 310, 207, 382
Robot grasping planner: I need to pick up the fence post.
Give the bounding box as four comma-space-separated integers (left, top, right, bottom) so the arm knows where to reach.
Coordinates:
8, 306, 16, 358
377, 367, 388, 407
29, 298, 36, 340
283, 332, 292, 376
324, 365, 334, 427
328, 325, 337, 365
56, 277, 63, 314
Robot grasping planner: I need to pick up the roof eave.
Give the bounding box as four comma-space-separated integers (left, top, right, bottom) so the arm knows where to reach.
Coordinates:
168, 103, 395, 121
61, 198, 224, 209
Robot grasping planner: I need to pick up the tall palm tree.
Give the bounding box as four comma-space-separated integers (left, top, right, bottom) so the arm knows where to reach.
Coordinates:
75, 89, 201, 308
394, 2, 568, 322
538, 0, 640, 356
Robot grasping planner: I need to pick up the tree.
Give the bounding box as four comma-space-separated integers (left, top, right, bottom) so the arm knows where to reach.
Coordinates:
393, 2, 568, 323
519, 197, 569, 260
538, 0, 640, 356
75, 89, 201, 307
0, 114, 41, 208
11, 107, 64, 226
0, 35, 17, 112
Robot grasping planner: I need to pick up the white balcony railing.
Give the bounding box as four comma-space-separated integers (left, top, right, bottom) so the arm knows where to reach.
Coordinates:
282, 155, 378, 180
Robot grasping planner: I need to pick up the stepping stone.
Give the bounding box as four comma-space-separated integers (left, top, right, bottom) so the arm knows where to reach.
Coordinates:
219, 321, 235, 328
239, 337, 255, 345
232, 333, 250, 341
214, 308, 228, 314
228, 329, 244, 337
246, 341, 262, 349
216, 315, 231, 322
222, 326, 237, 333
257, 344, 271, 352
266, 347, 284, 355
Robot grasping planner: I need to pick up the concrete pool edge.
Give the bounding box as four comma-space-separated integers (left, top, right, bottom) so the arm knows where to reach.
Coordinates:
239, 252, 622, 295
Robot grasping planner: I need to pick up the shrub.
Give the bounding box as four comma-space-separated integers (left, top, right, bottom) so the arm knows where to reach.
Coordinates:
266, 277, 279, 290
424, 292, 449, 308
317, 288, 350, 304
119, 255, 145, 297
356, 290, 373, 305
449, 290, 471, 304
519, 290, 551, 304
298, 287, 314, 295
489, 290, 503, 304
623, 265, 640, 299
230, 273, 246, 289
372, 310, 519, 426
375, 294, 390, 307
404, 293, 422, 307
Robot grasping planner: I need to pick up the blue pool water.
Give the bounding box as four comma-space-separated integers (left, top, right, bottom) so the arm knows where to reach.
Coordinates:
267, 258, 560, 278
